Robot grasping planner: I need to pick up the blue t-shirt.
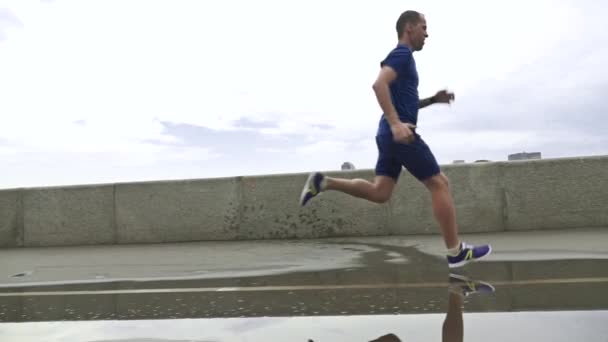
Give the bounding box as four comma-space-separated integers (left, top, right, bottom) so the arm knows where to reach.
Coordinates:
376, 44, 419, 136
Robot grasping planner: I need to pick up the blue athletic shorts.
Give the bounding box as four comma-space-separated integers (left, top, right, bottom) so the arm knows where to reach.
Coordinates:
374, 133, 441, 182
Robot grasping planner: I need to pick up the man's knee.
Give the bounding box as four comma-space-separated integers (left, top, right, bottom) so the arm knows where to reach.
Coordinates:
368, 184, 392, 203
423, 173, 449, 191
370, 176, 395, 203
371, 191, 391, 204
439, 173, 450, 187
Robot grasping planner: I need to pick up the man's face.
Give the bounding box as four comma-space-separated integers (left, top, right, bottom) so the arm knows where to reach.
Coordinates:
409, 15, 428, 51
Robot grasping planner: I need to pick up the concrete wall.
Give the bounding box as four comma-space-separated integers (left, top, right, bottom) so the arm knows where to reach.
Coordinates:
1, 155, 607, 247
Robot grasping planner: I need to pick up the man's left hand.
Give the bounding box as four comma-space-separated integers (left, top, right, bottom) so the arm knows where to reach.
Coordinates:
433, 89, 455, 104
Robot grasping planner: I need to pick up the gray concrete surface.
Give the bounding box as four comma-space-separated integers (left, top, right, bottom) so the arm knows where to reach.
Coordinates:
22, 185, 115, 247
1, 228, 608, 323
1, 228, 607, 288
0, 190, 21, 248
501, 157, 608, 230
0, 155, 607, 247
115, 178, 242, 244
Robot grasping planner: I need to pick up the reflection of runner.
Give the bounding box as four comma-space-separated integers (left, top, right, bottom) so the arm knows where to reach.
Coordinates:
369, 275, 496, 342
442, 288, 465, 342
369, 333, 401, 342
299, 9, 491, 269
443, 274, 495, 342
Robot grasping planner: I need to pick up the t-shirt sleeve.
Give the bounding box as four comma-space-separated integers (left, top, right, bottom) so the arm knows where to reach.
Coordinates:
380, 49, 411, 75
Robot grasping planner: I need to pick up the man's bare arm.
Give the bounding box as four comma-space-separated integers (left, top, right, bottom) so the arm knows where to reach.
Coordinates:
372, 66, 401, 127
372, 66, 416, 144
419, 89, 455, 109
418, 96, 437, 109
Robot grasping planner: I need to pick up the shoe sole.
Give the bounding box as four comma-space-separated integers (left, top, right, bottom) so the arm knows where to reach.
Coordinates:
299, 172, 316, 206
448, 245, 493, 269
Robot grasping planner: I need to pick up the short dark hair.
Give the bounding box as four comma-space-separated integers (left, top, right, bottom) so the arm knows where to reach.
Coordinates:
396, 10, 422, 37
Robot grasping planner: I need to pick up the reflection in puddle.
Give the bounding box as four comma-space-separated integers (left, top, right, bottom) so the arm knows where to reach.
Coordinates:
2, 275, 607, 342
2, 244, 608, 341
1, 310, 607, 342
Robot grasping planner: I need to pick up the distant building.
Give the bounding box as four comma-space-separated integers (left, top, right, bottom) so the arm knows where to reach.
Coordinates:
341, 162, 356, 170
508, 152, 542, 161
452, 160, 466, 164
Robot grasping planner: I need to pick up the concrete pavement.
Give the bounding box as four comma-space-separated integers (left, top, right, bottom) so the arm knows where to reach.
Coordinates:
1, 228, 607, 322
1, 228, 607, 288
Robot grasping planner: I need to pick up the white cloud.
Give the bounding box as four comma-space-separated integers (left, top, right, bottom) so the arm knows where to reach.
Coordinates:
0, 0, 607, 188
296, 140, 351, 155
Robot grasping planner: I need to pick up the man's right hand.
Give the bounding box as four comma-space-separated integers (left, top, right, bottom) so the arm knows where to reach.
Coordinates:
390, 122, 416, 144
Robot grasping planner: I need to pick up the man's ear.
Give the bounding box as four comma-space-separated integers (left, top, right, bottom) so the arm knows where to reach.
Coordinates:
404, 22, 415, 33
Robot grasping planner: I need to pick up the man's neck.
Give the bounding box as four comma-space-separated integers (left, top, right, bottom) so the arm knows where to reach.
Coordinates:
398, 37, 413, 50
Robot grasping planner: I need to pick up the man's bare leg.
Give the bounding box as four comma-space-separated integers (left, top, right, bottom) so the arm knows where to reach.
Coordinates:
422, 173, 459, 249
300, 171, 491, 268
299, 173, 396, 207
325, 175, 396, 204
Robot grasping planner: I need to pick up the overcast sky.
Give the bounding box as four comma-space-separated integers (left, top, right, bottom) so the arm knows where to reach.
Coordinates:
1, 0, 607, 189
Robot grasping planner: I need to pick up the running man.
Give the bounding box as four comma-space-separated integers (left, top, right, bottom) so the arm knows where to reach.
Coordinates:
299, 10, 491, 268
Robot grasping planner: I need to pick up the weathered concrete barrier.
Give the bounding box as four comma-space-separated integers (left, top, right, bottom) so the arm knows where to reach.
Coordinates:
1, 155, 607, 247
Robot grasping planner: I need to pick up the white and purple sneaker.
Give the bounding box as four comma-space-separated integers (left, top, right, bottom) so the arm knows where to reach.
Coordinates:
299, 172, 325, 206
447, 242, 492, 268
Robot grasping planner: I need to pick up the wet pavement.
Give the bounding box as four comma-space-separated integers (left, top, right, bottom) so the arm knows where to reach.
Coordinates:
1, 228, 608, 341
